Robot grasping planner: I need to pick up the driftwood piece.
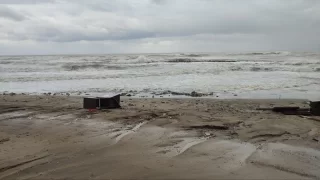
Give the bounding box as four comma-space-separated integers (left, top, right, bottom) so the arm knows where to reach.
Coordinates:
257, 107, 311, 116
272, 107, 300, 112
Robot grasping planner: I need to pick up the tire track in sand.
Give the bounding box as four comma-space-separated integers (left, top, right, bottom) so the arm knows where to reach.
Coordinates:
177, 138, 209, 155
156, 135, 210, 157
112, 121, 148, 145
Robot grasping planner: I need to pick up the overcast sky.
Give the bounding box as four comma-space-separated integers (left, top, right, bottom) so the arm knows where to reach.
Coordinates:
0, 0, 319, 55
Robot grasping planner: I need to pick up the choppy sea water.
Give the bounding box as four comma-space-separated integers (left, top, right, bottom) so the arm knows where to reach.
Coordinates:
0, 52, 319, 100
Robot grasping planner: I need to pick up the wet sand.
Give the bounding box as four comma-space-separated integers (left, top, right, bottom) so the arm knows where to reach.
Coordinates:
0, 95, 320, 179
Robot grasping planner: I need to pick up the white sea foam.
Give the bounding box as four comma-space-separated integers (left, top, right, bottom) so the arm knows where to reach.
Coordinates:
0, 52, 319, 99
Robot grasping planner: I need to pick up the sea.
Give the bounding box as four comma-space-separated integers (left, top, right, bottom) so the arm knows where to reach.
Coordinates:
1, 52, 319, 100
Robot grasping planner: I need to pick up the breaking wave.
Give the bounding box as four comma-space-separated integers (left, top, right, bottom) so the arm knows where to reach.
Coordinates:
248, 52, 282, 55
229, 65, 319, 72
167, 58, 237, 63
230, 67, 243, 71
62, 63, 159, 71
229, 66, 275, 72
0, 61, 12, 64
231, 51, 291, 56
0, 57, 23, 61
179, 53, 209, 57
285, 62, 320, 66
62, 63, 126, 71
115, 55, 158, 64
250, 67, 273, 71
288, 62, 304, 66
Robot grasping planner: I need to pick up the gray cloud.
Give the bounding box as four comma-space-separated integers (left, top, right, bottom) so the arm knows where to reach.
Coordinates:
0, 0, 54, 4
0, 6, 26, 21
151, 0, 167, 5
11, 26, 155, 42
0, 0, 320, 55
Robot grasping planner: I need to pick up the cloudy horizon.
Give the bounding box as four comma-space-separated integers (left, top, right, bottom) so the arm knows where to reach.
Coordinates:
0, 0, 319, 55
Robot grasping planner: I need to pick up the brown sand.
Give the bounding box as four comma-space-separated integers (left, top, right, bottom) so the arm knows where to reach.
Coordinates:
0, 95, 320, 179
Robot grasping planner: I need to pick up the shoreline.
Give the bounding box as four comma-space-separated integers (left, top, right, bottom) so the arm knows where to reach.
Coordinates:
1, 91, 317, 101
1, 95, 320, 179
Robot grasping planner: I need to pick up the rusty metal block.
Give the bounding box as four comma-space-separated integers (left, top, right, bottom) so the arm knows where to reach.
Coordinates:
83, 94, 121, 110
83, 97, 99, 109
99, 94, 121, 109
310, 101, 320, 116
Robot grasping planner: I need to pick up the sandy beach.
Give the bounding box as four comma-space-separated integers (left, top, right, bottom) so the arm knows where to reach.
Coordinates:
1, 94, 320, 179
